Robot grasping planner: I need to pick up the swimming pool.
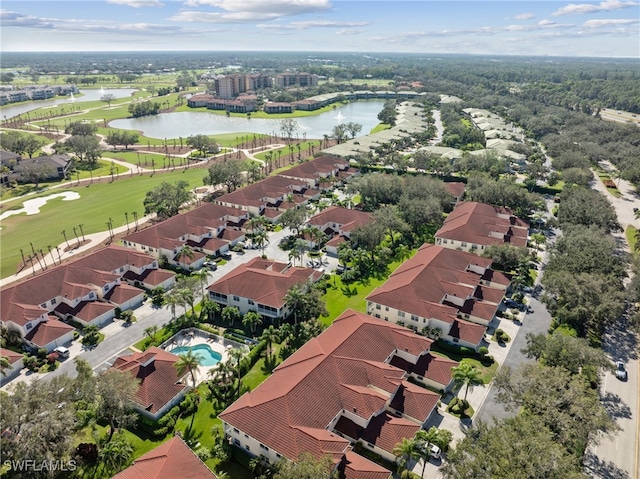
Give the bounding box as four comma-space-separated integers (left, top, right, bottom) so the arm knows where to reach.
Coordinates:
170, 344, 222, 367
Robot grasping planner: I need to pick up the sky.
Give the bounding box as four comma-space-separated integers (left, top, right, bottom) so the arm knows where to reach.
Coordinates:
1, 0, 639, 57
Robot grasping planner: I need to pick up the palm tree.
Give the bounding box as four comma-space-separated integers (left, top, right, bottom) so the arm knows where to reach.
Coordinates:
175, 349, 203, 387
392, 437, 420, 472
99, 435, 133, 473
227, 347, 246, 398
192, 268, 209, 298
284, 283, 306, 325
221, 306, 241, 327
178, 288, 195, 318
144, 325, 158, 341
394, 243, 412, 262
199, 298, 221, 323
247, 215, 267, 234
451, 362, 483, 402
261, 325, 280, 359
252, 229, 269, 257
242, 311, 263, 334
165, 291, 180, 320
177, 245, 195, 271
415, 427, 440, 478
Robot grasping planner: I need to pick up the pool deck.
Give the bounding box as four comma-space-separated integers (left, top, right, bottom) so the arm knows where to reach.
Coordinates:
162, 328, 248, 385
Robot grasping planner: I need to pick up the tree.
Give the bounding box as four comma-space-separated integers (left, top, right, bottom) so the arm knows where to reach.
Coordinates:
557, 185, 620, 233
273, 453, 337, 479
199, 298, 221, 323
14, 160, 55, 188
415, 427, 452, 478
175, 349, 203, 387
176, 245, 195, 271
188, 134, 218, 156
144, 325, 158, 341
345, 121, 363, 139
351, 221, 385, 262
278, 207, 307, 237
65, 135, 103, 163
284, 283, 328, 325
99, 434, 133, 473
392, 437, 420, 472
331, 123, 347, 144
82, 324, 101, 346
280, 118, 299, 143
95, 369, 139, 442
451, 362, 483, 402
204, 159, 246, 193
66, 121, 97, 136
482, 244, 530, 272
0, 356, 11, 377
441, 415, 585, 479
494, 363, 618, 456
100, 93, 116, 107
221, 306, 241, 327
165, 290, 181, 319
242, 311, 263, 334
143, 180, 194, 220
261, 325, 280, 359
192, 268, 209, 298
252, 228, 269, 257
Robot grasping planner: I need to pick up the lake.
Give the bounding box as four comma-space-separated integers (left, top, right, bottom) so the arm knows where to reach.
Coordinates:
0, 88, 138, 120
109, 100, 386, 140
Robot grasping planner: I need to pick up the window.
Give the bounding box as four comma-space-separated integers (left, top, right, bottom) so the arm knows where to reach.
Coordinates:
384, 317, 389, 321
41, 303, 46, 308
234, 439, 240, 446
260, 444, 269, 451
244, 434, 249, 438
398, 311, 405, 318
89, 292, 94, 299
248, 300, 254, 305
375, 304, 381, 310
233, 428, 239, 434
103, 285, 109, 292
119, 267, 124, 272
245, 445, 250, 451
411, 314, 419, 322
276, 453, 282, 459
461, 242, 467, 247
374, 314, 380, 319
442, 239, 448, 244
51, 298, 57, 305
233, 296, 240, 302
453, 338, 459, 343
26, 323, 33, 330
385, 306, 389, 311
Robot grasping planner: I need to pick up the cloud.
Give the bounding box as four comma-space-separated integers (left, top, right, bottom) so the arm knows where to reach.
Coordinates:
336, 28, 362, 35
106, 0, 165, 7
582, 17, 640, 27
553, 0, 638, 16
256, 20, 369, 30
0, 10, 54, 28
174, 0, 332, 23
515, 12, 536, 20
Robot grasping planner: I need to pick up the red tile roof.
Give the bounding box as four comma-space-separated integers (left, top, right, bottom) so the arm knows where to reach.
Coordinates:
216, 175, 311, 209
359, 412, 421, 455
112, 347, 187, 415
449, 319, 486, 345
435, 201, 529, 248
0, 348, 23, 365
367, 244, 506, 325
112, 436, 217, 479
207, 257, 321, 309
54, 300, 114, 322
277, 156, 350, 181
122, 268, 175, 287
220, 310, 439, 466
24, 316, 74, 347
445, 181, 465, 200
339, 450, 392, 479
388, 381, 440, 423
308, 206, 373, 233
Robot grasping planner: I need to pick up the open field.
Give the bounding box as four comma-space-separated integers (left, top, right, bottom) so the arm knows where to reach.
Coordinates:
0, 168, 208, 279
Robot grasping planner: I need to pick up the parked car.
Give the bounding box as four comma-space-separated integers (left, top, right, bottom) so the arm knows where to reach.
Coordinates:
615, 360, 628, 381
203, 261, 218, 271
429, 444, 441, 459
54, 346, 70, 359
220, 252, 232, 260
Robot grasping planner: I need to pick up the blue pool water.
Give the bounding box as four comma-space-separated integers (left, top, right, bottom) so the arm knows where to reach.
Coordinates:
170, 344, 222, 367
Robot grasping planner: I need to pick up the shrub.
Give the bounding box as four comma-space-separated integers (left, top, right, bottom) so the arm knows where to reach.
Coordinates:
36, 348, 48, 359
114, 307, 123, 319
478, 346, 489, 356
73, 331, 80, 340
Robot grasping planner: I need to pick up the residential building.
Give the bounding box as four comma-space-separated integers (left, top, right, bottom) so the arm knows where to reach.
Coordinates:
277, 155, 356, 189
207, 257, 323, 321
111, 347, 190, 420
0, 246, 175, 340
275, 72, 318, 88
0, 150, 21, 184
0, 348, 25, 384
122, 203, 247, 266
112, 436, 218, 479
444, 181, 466, 205
220, 309, 454, 476
434, 201, 529, 252
306, 206, 372, 254
366, 244, 511, 350
215, 175, 320, 219
263, 102, 293, 114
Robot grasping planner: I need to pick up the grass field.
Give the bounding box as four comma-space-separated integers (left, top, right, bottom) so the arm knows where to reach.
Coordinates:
626, 225, 637, 253
0, 168, 208, 279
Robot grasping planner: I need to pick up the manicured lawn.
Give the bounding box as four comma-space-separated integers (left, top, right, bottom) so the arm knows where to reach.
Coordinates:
0, 168, 208, 279
430, 345, 499, 385
370, 123, 390, 134
242, 344, 282, 391
626, 225, 637, 253
320, 257, 408, 326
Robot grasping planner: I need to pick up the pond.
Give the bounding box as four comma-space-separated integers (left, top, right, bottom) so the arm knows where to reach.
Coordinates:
0, 88, 138, 120
109, 100, 386, 140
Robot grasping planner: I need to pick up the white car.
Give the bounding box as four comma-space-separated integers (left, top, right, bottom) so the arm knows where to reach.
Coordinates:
429, 444, 441, 459
615, 360, 627, 381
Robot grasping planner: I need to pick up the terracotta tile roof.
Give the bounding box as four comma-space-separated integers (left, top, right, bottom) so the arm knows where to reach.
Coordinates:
220, 310, 437, 465
54, 300, 114, 322
444, 181, 465, 199
277, 156, 349, 181
435, 201, 529, 248
1, 245, 158, 326
122, 268, 175, 287
112, 436, 217, 479
308, 206, 373, 233
360, 412, 420, 455
112, 347, 187, 414
216, 175, 311, 209
24, 316, 74, 347
449, 319, 486, 345
339, 450, 392, 479
0, 348, 23, 365
103, 283, 144, 304
367, 244, 506, 325
326, 235, 347, 248
207, 257, 320, 309
413, 354, 457, 386
388, 381, 440, 423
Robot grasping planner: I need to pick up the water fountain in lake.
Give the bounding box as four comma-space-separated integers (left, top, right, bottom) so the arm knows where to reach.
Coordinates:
335, 111, 345, 122
70, 92, 75, 103
100, 86, 105, 95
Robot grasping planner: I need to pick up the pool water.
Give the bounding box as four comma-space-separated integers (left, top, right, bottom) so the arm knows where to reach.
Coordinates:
170, 344, 222, 367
